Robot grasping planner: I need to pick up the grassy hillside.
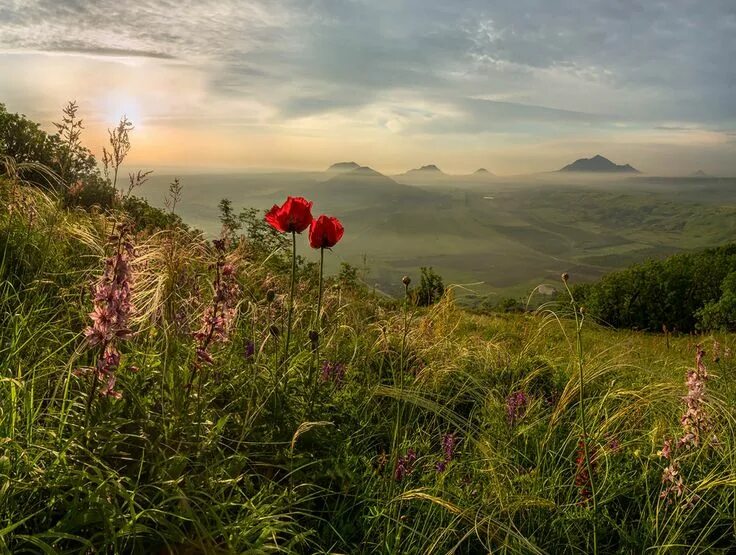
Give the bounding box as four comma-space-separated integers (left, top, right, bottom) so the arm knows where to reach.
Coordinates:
2, 178, 736, 553
140, 172, 736, 300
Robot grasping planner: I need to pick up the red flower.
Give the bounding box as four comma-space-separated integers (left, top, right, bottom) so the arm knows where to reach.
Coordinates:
265, 196, 313, 233
309, 215, 344, 249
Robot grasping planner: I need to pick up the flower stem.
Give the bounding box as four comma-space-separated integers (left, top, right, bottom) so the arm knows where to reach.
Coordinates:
283, 231, 297, 363
308, 247, 325, 412
564, 280, 598, 554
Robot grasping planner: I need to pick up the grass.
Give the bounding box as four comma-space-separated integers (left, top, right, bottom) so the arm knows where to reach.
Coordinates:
2, 178, 736, 553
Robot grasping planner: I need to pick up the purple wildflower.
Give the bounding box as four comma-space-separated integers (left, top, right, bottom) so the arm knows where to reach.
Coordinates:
320, 361, 346, 385
442, 433, 456, 461
395, 448, 417, 482
436, 433, 458, 473
505, 390, 529, 425
245, 340, 255, 361
192, 239, 240, 369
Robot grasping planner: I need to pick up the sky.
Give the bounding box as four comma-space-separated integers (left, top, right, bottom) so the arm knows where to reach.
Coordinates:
1, 0, 735, 175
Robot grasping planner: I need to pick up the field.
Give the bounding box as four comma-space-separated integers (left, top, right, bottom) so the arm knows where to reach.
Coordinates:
3, 180, 736, 553
140, 171, 736, 301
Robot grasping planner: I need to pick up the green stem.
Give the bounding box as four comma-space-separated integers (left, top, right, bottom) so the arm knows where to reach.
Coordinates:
309, 247, 325, 413
283, 231, 297, 363
566, 281, 598, 554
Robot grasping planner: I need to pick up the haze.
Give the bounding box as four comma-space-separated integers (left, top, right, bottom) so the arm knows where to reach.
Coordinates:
1, 0, 735, 175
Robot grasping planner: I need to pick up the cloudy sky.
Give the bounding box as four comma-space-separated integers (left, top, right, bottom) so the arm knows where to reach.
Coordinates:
1, 0, 735, 174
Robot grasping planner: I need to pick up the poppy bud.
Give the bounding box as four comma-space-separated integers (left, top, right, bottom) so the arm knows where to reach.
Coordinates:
213, 238, 227, 252
308, 330, 319, 350
561, 272, 569, 282
402, 276, 411, 286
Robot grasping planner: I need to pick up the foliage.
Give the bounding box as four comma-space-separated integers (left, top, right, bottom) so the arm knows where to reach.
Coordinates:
696, 271, 736, 331
0, 102, 97, 188
575, 244, 736, 332
414, 266, 445, 306
1, 102, 183, 234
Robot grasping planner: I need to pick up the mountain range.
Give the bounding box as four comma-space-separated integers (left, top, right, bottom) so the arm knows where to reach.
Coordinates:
327, 156, 646, 178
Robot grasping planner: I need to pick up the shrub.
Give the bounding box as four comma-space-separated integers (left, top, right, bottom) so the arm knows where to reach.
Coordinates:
415, 266, 445, 306
578, 244, 736, 331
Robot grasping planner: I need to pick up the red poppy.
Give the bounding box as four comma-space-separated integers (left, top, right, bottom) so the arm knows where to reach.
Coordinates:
265, 196, 313, 233
309, 215, 344, 249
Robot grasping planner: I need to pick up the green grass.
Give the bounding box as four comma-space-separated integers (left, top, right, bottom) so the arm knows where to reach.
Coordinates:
3, 179, 736, 553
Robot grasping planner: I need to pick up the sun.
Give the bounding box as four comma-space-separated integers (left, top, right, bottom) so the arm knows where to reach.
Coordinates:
102, 94, 144, 128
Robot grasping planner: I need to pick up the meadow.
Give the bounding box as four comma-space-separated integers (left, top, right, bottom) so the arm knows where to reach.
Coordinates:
2, 176, 736, 553
140, 170, 736, 301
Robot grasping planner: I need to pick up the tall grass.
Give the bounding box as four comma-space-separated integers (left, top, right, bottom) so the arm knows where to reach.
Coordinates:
2, 178, 736, 553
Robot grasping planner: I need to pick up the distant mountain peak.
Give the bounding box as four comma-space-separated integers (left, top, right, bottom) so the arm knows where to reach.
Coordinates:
406, 164, 444, 174
349, 165, 383, 177
323, 165, 397, 186
559, 155, 640, 173
419, 164, 442, 172
474, 168, 492, 174
692, 169, 710, 177
327, 161, 361, 172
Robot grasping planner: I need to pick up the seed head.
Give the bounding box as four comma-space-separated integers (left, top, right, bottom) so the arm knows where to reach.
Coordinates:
402, 275, 411, 286
561, 272, 569, 282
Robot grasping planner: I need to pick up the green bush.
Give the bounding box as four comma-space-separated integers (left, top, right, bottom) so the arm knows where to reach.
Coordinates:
576, 244, 736, 331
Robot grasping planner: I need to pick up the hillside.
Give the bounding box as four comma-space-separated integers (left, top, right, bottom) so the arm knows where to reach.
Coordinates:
2, 181, 736, 552
139, 172, 736, 299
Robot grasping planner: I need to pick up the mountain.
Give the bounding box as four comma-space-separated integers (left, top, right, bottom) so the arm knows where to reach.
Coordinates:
326, 161, 361, 173
405, 164, 444, 175
691, 169, 711, 178
322, 165, 400, 190
474, 168, 492, 175
558, 155, 640, 173
347, 166, 386, 178
316, 165, 440, 208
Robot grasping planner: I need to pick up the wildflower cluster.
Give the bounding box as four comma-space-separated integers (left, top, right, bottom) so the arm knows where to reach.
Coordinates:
436, 433, 457, 473
711, 340, 732, 362
574, 438, 598, 504
81, 222, 136, 399
657, 346, 714, 507
193, 239, 240, 366
505, 390, 529, 425
394, 448, 417, 482
678, 346, 711, 449
659, 440, 685, 505
320, 361, 346, 385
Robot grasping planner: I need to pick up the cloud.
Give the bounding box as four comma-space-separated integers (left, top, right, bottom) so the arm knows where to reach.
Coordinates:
0, 0, 734, 173
44, 45, 177, 59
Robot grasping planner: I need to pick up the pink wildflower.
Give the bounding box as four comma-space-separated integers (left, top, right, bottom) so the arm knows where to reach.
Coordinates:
191, 238, 240, 369
678, 346, 711, 450
79, 222, 136, 399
